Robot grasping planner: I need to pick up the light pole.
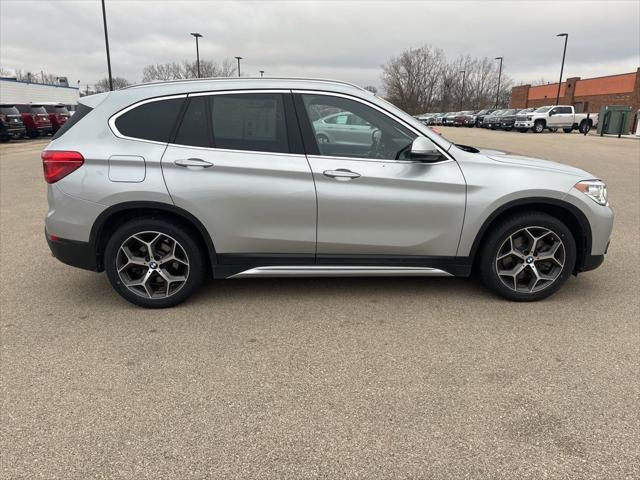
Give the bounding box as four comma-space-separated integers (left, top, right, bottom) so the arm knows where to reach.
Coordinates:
555, 33, 569, 105
235, 56, 243, 77
459, 70, 466, 109
190, 33, 203, 78
259, 70, 264, 78
101, 0, 113, 91
494, 57, 503, 108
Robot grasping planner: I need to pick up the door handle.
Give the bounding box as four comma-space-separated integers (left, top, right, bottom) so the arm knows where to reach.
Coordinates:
174, 158, 213, 168
323, 168, 361, 180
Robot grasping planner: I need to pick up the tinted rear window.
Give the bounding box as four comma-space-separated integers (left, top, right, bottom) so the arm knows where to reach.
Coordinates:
0, 106, 19, 115
52, 103, 93, 140
115, 98, 184, 143
211, 93, 289, 153
44, 105, 69, 114
30, 106, 47, 114
174, 96, 210, 147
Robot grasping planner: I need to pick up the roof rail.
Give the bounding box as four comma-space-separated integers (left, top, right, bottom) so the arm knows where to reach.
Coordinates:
125, 76, 368, 92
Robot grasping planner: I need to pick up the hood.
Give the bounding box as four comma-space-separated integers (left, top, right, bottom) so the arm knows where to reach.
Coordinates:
487, 153, 593, 177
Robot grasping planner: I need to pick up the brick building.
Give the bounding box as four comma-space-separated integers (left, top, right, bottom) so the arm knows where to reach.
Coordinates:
511, 68, 640, 118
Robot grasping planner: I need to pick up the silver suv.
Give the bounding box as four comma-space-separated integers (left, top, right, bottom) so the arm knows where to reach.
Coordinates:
43, 78, 613, 308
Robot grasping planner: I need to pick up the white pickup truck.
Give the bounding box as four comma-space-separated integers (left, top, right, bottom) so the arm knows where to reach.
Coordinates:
514, 105, 598, 134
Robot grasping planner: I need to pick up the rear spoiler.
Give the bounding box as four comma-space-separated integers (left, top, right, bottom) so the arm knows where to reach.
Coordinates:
78, 91, 110, 109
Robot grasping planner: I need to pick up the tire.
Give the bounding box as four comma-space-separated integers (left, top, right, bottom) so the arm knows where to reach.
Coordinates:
579, 121, 591, 134
478, 212, 576, 302
504, 127, 513, 132
0, 135, 9, 142
533, 121, 545, 133
518, 128, 528, 133
563, 128, 573, 133
316, 133, 330, 144
104, 217, 206, 308
548, 127, 558, 133
28, 131, 39, 139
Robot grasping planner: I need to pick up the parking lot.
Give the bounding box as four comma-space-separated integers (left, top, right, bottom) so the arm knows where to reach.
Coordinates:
1, 129, 638, 479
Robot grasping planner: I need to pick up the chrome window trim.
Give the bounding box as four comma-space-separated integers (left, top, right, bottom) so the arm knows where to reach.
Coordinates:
189, 89, 291, 97
165, 142, 307, 159
292, 89, 454, 164
108, 94, 187, 145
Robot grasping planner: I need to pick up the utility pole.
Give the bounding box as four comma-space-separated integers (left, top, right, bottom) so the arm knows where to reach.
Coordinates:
101, 0, 113, 91
459, 70, 466, 109
190, 33, 203, 78
556, 33, 569, 105
494, 57, 503, 108
235, 56, 242, 77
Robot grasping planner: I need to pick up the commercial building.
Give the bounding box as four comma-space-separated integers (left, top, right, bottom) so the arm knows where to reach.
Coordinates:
511, 68, 639, 114
0, 78, 80, 105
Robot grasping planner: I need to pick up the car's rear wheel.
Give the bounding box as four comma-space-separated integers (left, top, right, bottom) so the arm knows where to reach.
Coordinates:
104, 218, 205, 308
479, 212, 576, 301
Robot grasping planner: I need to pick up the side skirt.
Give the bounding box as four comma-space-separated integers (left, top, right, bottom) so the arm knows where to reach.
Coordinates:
213, 254, 472, 279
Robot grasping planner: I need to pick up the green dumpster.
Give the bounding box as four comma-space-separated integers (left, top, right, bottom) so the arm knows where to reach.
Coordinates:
598, 105, 633, 136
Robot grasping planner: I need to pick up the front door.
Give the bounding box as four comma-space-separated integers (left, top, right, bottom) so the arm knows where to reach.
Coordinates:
294, 92, 466, 263
161, 92, 317, 263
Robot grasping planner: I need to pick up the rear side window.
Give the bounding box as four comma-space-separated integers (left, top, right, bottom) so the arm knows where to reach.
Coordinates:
173, 96, 210, 147
211, 93, 289, 153
114, 98, 184, 143
52, 103, 93, 140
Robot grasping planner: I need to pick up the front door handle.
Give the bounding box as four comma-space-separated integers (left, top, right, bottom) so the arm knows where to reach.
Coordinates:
174, 158, 213, 168
323, 168, 361, 180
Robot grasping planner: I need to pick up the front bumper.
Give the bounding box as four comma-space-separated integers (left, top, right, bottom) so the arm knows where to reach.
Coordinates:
514, 121, 534, 128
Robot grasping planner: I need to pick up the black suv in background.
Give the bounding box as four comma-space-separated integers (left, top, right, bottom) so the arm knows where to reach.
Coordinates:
0, 105, 26, 141
474, 109, 496, 127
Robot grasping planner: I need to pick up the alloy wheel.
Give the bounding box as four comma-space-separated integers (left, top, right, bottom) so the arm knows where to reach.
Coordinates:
116, 231, 189, 299
495, 226, 565, 293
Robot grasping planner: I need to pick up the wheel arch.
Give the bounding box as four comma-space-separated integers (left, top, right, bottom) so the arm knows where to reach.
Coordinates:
469, 197, 592, 274
90, 201, 217, 273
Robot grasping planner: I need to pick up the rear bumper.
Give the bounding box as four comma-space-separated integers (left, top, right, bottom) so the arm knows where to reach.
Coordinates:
46, 229, 98, 271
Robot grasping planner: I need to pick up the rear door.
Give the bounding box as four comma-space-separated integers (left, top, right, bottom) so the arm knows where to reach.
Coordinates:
160, 91, 317, 262
293, 91, 466, 261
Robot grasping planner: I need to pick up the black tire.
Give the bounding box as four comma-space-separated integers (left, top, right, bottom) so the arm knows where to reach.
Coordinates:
28, 131, 39, 139
579, 121, 591, 134
504, 127, 513, 132
0, 135, 9, 142
563, 128, 573, 133
104, 217, 206, 308
548, 127, 558, 133
478, 212, 576, 302
316, 133, 330, 144
518, 128, 528, 133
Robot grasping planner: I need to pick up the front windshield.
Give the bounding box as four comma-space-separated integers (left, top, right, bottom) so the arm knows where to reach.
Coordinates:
535, 106, 552, 113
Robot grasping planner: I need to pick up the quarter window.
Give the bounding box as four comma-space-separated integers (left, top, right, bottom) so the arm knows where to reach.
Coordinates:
210, 93, 289, 153
114, 98, 184, 143
301, 94, 416, 160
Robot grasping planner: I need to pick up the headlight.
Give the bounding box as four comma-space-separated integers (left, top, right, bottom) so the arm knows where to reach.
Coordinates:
575, 180, 608, 206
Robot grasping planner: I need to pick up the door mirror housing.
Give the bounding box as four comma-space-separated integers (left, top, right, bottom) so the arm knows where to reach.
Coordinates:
410, 137, 444, 162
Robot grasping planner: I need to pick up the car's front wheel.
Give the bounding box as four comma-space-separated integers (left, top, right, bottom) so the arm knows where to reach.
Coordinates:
104, 218, 205, 308
479, 212, 576, 301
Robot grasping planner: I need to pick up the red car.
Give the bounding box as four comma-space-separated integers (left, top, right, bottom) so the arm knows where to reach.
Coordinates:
16, 104, 53, 138
43, 104, 71, 133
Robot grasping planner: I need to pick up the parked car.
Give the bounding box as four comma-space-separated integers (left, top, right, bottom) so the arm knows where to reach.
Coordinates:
489, 108, 518, 130
313, 111, 374, 146
0, 104, 26, 141
502, 108, 535, 131
42, 78, 612, 308
453, 111, 477, 127
433, 113, 446, 125
515, 105, 598, 134
425, 113, 440, 125
16, 104, 53, 138
443, 112, 459, 126
42, 103, 71, 133
482, 110, 505, 129
474, 109, 497, 127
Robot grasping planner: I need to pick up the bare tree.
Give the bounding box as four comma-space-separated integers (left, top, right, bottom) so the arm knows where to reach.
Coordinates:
381, 46, 513, 112
142, 58, 237, 83
95, 76, 131, 92
363, 85, 378, 95
381, 45, 446, 114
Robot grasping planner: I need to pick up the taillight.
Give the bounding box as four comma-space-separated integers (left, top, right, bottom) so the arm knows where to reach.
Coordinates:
0, 114, 6, 123
41, 151, 84, 183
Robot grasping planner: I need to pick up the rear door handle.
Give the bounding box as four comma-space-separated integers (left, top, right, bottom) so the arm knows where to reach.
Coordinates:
323, 168, 361, 180
174, 158, 213, 168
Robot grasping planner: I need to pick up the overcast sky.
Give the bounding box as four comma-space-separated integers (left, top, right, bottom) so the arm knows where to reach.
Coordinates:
1, 0, 638, 91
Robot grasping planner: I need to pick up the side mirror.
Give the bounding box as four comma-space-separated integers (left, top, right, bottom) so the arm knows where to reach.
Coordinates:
410, 137, 443, 162
549, 110, 555, 116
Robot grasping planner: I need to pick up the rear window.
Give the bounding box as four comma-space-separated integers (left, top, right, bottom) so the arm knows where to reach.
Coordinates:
114, 98, 184, 143
52, 103, 93, 140
30, 106, 47, 115
0, 106, 19, 115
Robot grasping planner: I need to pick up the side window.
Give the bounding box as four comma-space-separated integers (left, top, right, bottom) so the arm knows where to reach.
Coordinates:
114, 98, 184, 143
174, 96, 210, 147
211, 93, 289, 153
561, 107, 573, 114
301, 94, 416, 160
